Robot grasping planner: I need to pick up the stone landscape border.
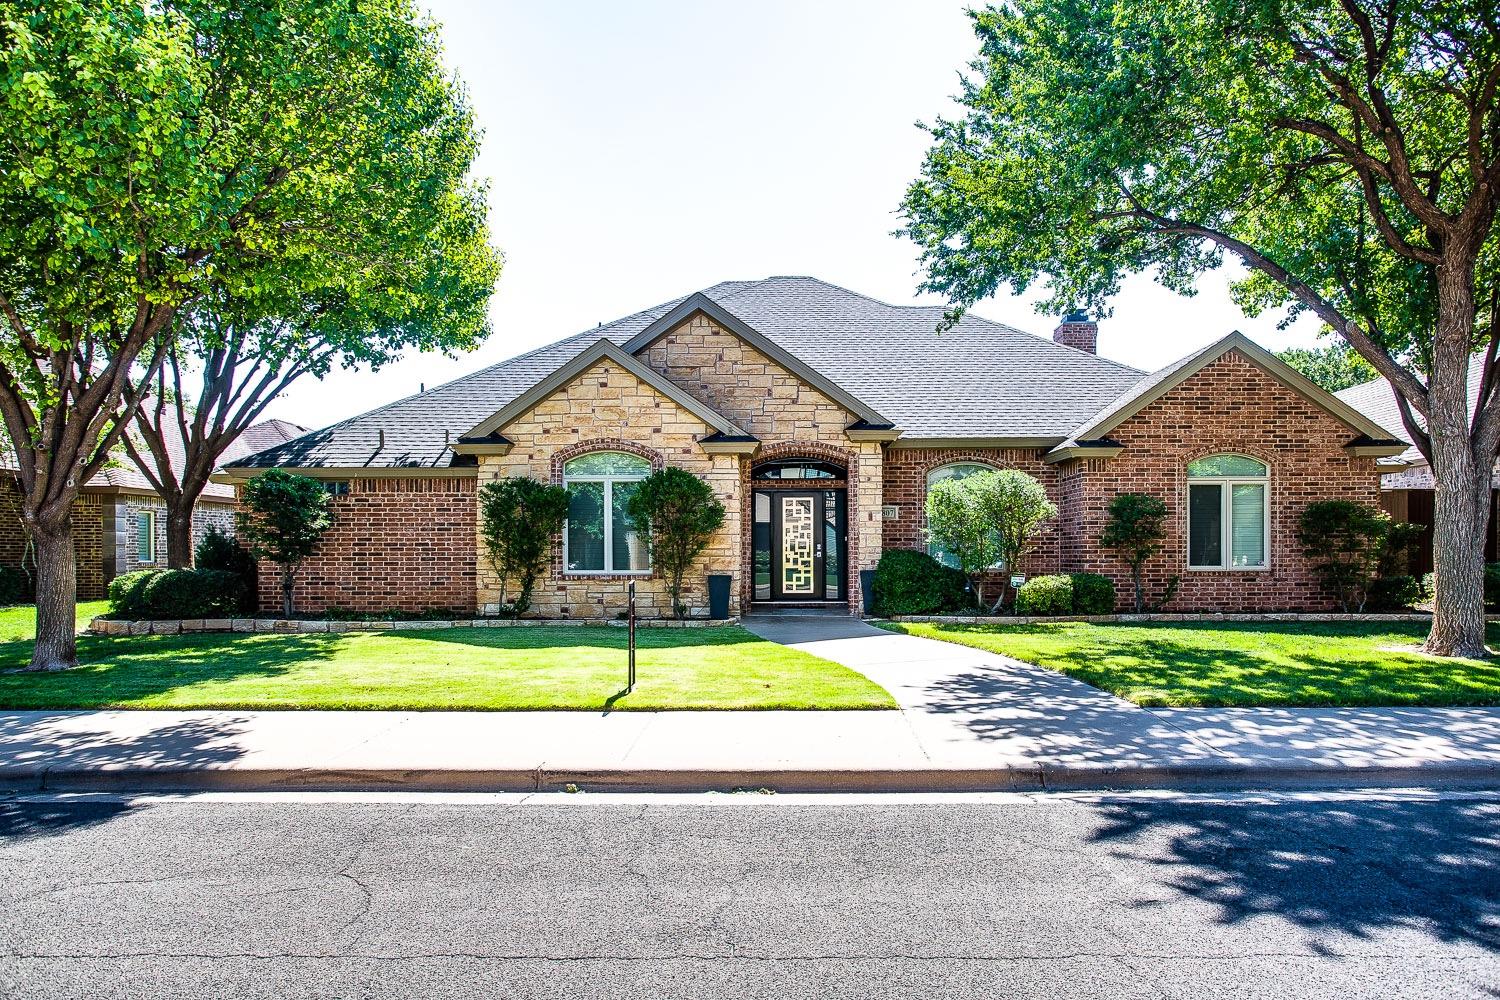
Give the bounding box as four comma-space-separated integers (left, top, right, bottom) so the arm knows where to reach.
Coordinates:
889, 612, 1500, 625
88, 616, 737, 636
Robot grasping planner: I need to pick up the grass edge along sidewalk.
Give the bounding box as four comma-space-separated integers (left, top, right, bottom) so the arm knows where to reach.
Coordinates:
879, 619, 1500, 708
0, 605, 895, 712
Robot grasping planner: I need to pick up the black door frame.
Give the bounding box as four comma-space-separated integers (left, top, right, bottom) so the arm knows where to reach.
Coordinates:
755, 488, 847, 603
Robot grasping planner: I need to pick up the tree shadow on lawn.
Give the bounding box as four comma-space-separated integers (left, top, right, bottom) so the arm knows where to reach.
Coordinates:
898, 621, 1500, 707
1084, 796, 1500, 950
0, 632, 353, 710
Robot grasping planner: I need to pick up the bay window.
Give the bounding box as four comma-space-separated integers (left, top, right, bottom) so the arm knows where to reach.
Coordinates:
1187, 455, 1268, 569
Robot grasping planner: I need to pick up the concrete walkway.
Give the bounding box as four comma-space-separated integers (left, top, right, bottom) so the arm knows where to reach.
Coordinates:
0, 616, 1496, 793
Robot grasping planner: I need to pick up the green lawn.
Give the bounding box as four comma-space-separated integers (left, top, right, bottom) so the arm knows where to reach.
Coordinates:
880, 620, 1500, 708
0, 601, 109, 643
0, 607, 894, 710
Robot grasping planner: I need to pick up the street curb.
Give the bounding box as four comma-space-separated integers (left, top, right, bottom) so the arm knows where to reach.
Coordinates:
7, 762, 1500, 795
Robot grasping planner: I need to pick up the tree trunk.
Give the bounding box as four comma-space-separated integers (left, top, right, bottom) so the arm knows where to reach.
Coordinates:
1424, 256, 1490, 658
27, 517, 78, 672
165, 498, 194, 569
1132, 566, 1145, 614
281, 566, 295, 619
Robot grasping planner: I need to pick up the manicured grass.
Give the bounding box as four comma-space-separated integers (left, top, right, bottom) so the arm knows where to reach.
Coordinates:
0, 601, 110, 643
879, 620, 1500, 708
0, 616, 896, 711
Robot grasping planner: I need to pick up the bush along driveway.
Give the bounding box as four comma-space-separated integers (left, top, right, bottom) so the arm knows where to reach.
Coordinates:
879, 620, 1500, 708
0, 621, 896, 712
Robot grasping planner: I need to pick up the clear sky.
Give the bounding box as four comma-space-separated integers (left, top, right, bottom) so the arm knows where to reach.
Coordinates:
264, 0, 1325, 429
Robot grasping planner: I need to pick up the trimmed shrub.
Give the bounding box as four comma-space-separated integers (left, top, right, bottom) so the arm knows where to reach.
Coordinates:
1366, 575, 1424, 611
870, 550, 971, 617
0, 565, 27, 605
1068, 573, 1115, 615
1015, 574, 1072, 616
108, 569, 162, 618
138, 569, 251, 619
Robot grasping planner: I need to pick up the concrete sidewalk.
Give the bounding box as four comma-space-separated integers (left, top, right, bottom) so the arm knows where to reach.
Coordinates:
0, 615, 1496, 793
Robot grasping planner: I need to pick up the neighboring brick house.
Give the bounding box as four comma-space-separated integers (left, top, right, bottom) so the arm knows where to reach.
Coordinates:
219, 277, 1408, 617
1337, 361, 1500, 575
1, 418, 306, 599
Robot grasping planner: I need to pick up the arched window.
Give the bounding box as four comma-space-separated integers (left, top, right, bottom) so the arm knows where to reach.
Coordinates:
925, 462, 1002, 569
1187, 455, 1268, 569
563, 452, 651, 573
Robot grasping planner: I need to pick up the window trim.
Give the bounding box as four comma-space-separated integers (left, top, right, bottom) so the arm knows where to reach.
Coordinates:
1186, 454, 1270, 571
924, 461, 1005, 571
561, 452, 651, 576
136, 509, 157, 564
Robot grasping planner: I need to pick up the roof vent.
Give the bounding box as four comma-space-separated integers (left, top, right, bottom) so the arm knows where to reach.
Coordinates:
1054, 312, 1098, 354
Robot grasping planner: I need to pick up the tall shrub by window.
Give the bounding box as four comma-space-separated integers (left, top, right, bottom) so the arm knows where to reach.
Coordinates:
626, 467, 727, 619
1100, 493, 1170, 612
926, 468, 1056, 612
926, 463, 1000, 569
479, 477, 570, 618
237, 470, 335, 618
1187, 455, 1268, 569
1297, 500, 1392, 612
563, 453, 650, 573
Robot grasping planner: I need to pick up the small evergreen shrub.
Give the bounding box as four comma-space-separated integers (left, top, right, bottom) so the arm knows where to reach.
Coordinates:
1015, 574, 1073, 616
1068, 573, 1116, 615
870, 549, 970, 616
108, 569, 163, 618
1366, 575, 1424, 611
0, 565, 27, 605
139, 569, 251, 619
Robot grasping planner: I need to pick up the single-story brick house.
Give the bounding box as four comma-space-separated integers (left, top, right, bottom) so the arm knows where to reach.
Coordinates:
1, 418, 306, 598
218, 277, 1409, 618
1337, 361, 1500, 576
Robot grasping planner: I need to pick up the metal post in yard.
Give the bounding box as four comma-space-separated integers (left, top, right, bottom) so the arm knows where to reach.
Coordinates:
627, 580, 636, 692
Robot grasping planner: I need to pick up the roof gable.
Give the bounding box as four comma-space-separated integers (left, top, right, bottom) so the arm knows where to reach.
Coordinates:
1061, 332, 1404, 450
461, 339, 750, 442
620, 292, 894, 428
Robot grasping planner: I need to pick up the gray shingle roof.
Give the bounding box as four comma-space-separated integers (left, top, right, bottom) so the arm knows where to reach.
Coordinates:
227, 277, 1148, 470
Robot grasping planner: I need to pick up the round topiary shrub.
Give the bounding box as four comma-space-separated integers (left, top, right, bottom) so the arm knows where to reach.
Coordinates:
1067, 572, 1116, 615
871, 549, 972, 617
1014, 574, 1073, 616
108, 569, 163, 618
195, 525, 258, 594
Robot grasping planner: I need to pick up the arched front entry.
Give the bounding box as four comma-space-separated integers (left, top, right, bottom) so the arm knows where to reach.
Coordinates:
749, 457, 849, 605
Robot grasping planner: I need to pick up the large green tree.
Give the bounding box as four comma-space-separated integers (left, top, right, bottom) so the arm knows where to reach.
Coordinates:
903, 1, 1500, 657
0, 0, 496, 669
1278, 340, 1379, 392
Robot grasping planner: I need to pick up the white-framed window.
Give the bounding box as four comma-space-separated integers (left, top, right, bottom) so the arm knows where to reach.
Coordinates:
562, 451, 651, 574
925, 462, 1003, 570
1187, 454, 1269, 569
136, 510, 157, 564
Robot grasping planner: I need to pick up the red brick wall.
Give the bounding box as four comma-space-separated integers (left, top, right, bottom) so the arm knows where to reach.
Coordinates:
881, 447, 1063, 581
257, 476, 477, 615
1056, 350, 1382, 611
0, 477, 106, 600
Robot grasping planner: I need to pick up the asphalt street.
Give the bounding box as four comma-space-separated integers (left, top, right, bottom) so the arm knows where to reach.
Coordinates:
0, 790, 1496, 999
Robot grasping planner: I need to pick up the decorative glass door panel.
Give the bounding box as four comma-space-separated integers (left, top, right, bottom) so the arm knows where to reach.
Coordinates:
779, 495, 816, 596
752, 489, 847, 603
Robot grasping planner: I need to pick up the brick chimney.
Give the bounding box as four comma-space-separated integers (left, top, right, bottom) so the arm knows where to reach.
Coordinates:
1053, 311, 1098, 354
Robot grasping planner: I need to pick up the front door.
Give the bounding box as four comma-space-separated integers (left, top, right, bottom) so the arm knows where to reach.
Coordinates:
753, 489, 847, 603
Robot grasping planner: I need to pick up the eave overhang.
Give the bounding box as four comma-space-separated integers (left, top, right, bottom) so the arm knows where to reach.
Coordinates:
1042, 438, 1125, 465
452, 432, 514, 457
698, 433, 761, 455
845, 420, 902, 443
1343, 436, 1410, 459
